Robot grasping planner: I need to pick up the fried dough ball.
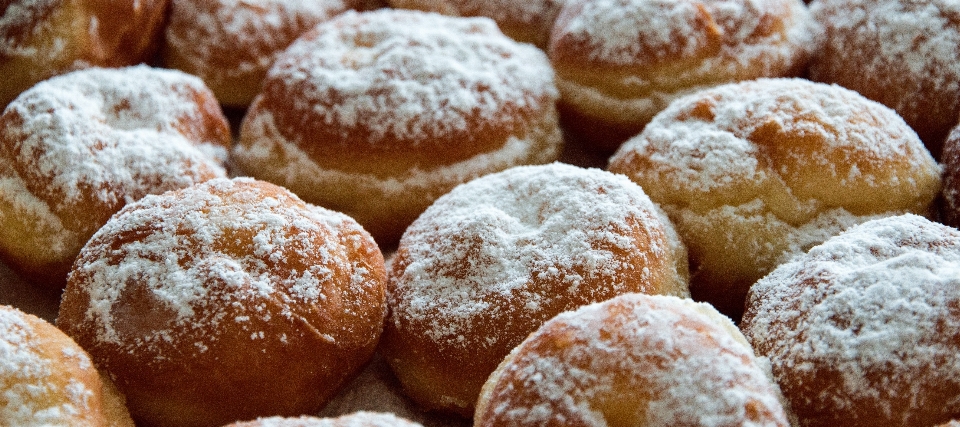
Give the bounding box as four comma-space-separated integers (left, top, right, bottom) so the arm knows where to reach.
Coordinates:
0, 65, 230, 290
382, 163, 689, 416
224, 412, 424, 427
57, 178, 388, 427
608, 78, 941, 320
549, 0, 816, 152
741, 214, 960, 427
1, 304, 133, 427
475, 293, 791, 426
0, 0, 168, 106
234, 9, 563, 247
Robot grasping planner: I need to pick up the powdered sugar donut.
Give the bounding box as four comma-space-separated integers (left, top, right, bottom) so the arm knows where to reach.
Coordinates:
234, 9, 563, 246
387, 0, 569, 48
1, 304, 133, 427
809, 0, 960, 158
0, 65, 230, 290
549, 0, 816, 152
382, 163, 690, 416
56, 178, 387, 427
608, 78, 941, 320
741, 214, 960, 427
162, 0, 352, 107
226, 412, 424, 427
0, 0, 168, 107
941, 125, 960, 227
475, 293, 791, 426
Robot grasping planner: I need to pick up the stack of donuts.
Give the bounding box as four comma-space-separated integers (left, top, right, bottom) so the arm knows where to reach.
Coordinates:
2, 0, 960, 426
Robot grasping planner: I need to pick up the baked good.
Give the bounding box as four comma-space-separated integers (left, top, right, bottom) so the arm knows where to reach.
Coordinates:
162, 0, 352, 108
0, 0, 168, 107
741, 214, 960, 427
233, 9, 563, 247
56, 178, 388, 427
0, 65, 230, 290
475, 293, 791, 426
809, 0, 960, 158
382, 163, 690, 416
0, 304, 133, 427
941, 124, 960, 227
608, 77, 942, 320
386, 0, 569, 48
225, 412, 424, 427
548, 0, 816, 152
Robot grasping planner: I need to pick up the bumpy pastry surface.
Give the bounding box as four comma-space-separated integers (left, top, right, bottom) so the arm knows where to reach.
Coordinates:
0, 65, 230, 289
234, 9, 563, 246
57, 178, 387, 427
382, 163, 689, 416
608, 77, 941, 320
225, 412, 425, 427
741, 214, 960, 427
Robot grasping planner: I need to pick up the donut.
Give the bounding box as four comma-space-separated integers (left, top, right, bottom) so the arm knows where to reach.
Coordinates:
607, 77, 942, 320
225, 412, 425, 427
233, 9, 563, 247
809, 0, 960, 158
548, 0, 816, 153
475, 293, 791, 426
0, 65, 230, 290
56, 178, 388, 427
740, 214, 960, 427
382, 163, 690, 416
941, 124, 960, 227
0, 304, 133, 427
386, 0, 569, 48
161, 0, 352, 108
0, 0, 168, 107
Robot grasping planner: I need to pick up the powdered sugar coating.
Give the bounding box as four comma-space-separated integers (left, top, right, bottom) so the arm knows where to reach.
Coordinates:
476, 294, 789, 426
741, 214, 960, 426
231, 412, 425, 427
0, 0, 60, 56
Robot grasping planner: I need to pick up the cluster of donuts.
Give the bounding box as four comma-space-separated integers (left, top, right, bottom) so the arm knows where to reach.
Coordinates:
3, 0, 960, 426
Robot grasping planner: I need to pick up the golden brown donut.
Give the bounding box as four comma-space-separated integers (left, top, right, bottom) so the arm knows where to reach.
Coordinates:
809, 0, 960, 158
224, 412, 424, 427
475, 293, 791, 426
0, 0, 168, 107
234, 9, 563, 247
162, 0, 352, 108
741, 214, 960, 427
56, 178, 388, 427
608, 77, 942, 320
382, 163, 690, 417
0, 304, 133, 427
386, 0, 569, 48
549, 0, 816, 153
0, 65, 230, 290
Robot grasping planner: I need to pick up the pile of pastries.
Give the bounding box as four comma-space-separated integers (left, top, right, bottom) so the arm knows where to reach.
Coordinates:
2, 0, 960, 426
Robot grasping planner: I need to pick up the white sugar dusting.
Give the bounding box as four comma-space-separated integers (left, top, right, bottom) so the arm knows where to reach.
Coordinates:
266, 9, 556, 143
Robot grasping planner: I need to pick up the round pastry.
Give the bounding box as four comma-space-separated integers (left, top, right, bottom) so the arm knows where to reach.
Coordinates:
1, 304, 133, 427
56, 178, 388, 427
809, 0, 960, 158
475, 293, 791, 426
162, 0, 352, 108
741, 214, 960, 427
225, 412, 425, 427
548, 0, 816, 152
0, 0, 168, 107
941, 124, 960, 227
387, 0, 569, 48
607, 77, 942, 320
0, 65, 230, 290
382, 163, 690, 416
234, 9, 563, 247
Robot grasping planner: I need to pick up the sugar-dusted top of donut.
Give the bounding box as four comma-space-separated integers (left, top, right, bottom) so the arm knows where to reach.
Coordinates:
1, 65, 229, 208
68, 178, 382, 354
550, 0, 814, 67
610, 78, 939, 213
742, 214, 960, 413
391, 162, 686, 348
0, 0, 59, 55
262, 9, 556, 145
479, 294, 789, 426
230, 412, 425, 427
0, 306, 96, 425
